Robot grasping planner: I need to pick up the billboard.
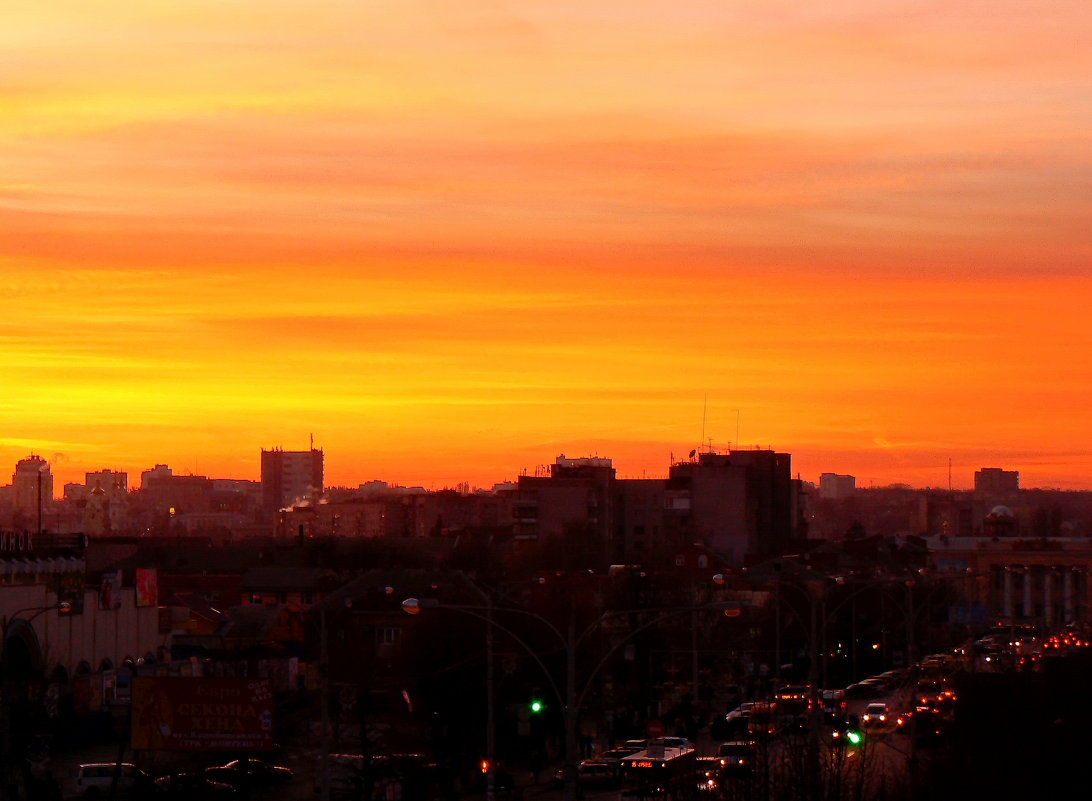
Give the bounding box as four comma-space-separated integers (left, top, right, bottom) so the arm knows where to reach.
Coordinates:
100, 570, 122, 610
52, 571, 85, 614
132, 678, 274, 752
135, 567, 158, 607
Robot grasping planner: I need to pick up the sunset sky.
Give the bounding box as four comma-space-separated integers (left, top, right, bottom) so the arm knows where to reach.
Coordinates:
3, 1, 1091, 492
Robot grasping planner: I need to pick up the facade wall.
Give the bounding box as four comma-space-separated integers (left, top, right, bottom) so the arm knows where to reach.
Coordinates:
1, 583, 160, 675
615, 479, 666, 561
928, 536, 1092, 628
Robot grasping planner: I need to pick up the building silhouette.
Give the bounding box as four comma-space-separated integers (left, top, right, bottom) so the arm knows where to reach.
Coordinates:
513, 450, 797, 567
975, 467, 1019, 496
819, 472, 856, 500
261, 447, 324, 519
12, 455, 52, 531
669, 449, 795, 564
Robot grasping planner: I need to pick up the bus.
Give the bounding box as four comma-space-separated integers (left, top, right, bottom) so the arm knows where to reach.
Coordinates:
620, 738, 697, 800
773, 686, 813, 730
747, 702, 781, 738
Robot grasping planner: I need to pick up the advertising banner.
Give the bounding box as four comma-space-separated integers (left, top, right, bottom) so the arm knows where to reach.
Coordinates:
52, 571, 86, 614
99, 570, 122, 610
135, 567, 158, 607
132, 678, 274, 752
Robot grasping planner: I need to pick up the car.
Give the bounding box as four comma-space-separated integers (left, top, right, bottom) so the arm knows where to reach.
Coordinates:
725, 701, 755, 722
696, 757, 721, 793
153, 772, 237, 799
554, 763, 610, 790
75, 763, 153, 799
820, 688, 845, 709
861, 703, 889, 729
576, 760, 618, 789
844, 682, 884, 700
715, 740, 755, 774
916, 679, 945, 704
204, 758, 293, 791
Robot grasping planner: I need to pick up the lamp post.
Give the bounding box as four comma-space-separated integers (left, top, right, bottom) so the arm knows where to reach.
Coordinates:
1, 601, 71, 801
402, 596, 733, 801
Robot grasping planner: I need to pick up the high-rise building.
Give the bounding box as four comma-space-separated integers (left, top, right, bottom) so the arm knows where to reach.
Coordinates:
515, 455, 616, 547
819, 473, 856, 500
13, 454, 52, 516
261, 447, 324, 517
669, 449, 794, 565
974, 468, 1019, 496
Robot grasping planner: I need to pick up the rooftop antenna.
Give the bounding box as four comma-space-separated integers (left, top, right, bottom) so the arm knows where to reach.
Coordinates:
731, 409, 740, 451
310, 432, 314, 450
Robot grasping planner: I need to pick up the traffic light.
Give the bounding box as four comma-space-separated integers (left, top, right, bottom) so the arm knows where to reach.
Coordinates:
481, 759, 490, 774
832, 727, 863, 747
528, 688, 545, 714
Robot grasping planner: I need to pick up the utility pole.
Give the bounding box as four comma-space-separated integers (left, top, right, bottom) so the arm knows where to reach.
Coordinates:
563, 617, 578, 801
485, 596, 495, 801
905, 581, 916, 667
319, 607, 330, 801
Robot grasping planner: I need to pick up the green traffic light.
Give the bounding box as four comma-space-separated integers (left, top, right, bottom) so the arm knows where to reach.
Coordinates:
530, 700, 543, 713
846, 730, 862, 745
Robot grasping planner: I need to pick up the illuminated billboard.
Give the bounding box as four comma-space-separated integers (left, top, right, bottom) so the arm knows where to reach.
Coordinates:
132, 677, 274, 751
135, 567, 158, 607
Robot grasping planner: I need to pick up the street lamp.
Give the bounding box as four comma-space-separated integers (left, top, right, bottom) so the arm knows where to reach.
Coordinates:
402, 596, 734, 801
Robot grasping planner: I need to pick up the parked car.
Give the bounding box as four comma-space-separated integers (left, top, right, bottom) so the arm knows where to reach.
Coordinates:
205, 758, 293, 791
153, 772, 237, 799
75, 763, 152, 799
725, 701, 755, 723
844, 682, 884, 700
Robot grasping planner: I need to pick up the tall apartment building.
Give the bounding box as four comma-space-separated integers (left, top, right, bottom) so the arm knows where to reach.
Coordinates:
669, 449, 794, 565
819, 473, 856, 500
13, 454, 53, 516
515, 456, 616, 547
974, 468, 1019, 496
261, 447, 324, 517
515, 449, 795, 567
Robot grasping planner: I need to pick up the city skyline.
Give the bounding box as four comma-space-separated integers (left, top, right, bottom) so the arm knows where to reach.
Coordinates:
4, 2, 1090, 491
0, 444, 1065, 497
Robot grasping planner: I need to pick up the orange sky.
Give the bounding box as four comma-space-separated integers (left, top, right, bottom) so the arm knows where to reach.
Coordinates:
3, 1, 1091, 492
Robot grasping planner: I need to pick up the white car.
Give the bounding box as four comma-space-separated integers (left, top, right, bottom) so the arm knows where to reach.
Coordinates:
861, 703, 889, 729
725, 701, 755, 722
75, 763, 152, 799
